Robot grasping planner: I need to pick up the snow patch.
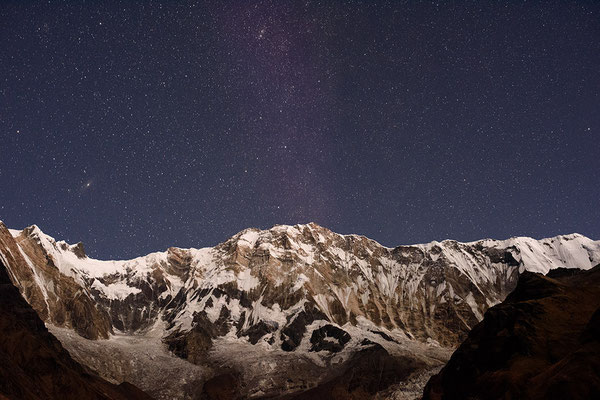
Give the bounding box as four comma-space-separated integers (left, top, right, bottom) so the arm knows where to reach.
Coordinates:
92, 280, 141, 300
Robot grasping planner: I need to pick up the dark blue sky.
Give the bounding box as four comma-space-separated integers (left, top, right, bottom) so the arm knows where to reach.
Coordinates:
1, 1, 599, 259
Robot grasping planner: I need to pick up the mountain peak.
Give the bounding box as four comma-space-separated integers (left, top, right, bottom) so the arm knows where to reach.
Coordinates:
23, 224, 42, 236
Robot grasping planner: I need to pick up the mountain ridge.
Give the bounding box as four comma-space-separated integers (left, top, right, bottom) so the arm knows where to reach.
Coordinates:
3, 220, 594, 261
1, 220, 599, 399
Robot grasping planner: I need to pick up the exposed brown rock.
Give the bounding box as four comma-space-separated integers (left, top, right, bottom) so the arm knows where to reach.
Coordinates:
72, 242, 87, 259
0, 223, 112, 339
166, 247, 193, 280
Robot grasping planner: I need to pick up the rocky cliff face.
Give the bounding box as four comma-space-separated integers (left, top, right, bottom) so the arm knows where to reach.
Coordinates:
1, 220, 599, 398
423, 265, 600, 400
0, 253, 152, 400
0, 224, 112, 339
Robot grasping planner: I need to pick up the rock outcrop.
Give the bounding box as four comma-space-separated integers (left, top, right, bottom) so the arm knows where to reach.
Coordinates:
0, 224, 112, 339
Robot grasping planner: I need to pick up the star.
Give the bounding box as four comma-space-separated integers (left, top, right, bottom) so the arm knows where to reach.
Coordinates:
258, 27, 266, 40
1, 1, 598, 259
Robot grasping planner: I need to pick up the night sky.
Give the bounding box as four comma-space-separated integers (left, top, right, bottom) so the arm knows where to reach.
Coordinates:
1, 1, 599, 259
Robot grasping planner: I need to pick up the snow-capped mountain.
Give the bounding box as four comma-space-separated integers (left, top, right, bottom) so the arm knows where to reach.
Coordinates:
1, 221, 599, 399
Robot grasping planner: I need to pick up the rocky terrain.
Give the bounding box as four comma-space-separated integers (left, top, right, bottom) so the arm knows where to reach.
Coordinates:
1, 220, 599, 399
423, 265, 600, 400
0, 255, 151, 400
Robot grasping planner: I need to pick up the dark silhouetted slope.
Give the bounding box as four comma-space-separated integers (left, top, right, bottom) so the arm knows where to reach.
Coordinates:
423, 265, 600, 400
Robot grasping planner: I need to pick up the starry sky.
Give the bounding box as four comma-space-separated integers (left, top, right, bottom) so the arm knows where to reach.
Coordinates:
1, 1, 599, 259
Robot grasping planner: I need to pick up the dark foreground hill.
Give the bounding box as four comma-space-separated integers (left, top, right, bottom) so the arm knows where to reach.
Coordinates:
0, 257, 153, 400
423, 265, 600, 400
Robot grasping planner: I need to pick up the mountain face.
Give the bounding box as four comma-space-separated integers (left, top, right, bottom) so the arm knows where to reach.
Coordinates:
0, 253, 152, 400
423, 265, 600, 400
1, 221, 599, 399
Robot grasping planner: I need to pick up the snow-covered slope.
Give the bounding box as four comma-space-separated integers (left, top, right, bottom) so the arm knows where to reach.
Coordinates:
1, 221, 599, 399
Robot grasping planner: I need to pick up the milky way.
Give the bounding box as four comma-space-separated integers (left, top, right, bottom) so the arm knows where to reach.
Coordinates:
1, 1, 599, 259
